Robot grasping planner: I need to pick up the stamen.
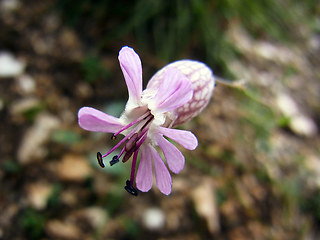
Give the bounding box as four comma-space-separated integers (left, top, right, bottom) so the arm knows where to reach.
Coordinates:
140, 115, 154, 131
113, 111, 150, 137
102, 131, 136, 158
98, 111, 153, 194
118, 146, 126, 159
103, 113, 154, 160
124, 180, 138, 196
130, 150, 139, 186
137, 127, 148, 141
125, 133, 138, 152
123, 130, 147, 163
136, 133, 147, 149
111, 135, 117, 140
109, 155, 119, 166
97, 152, 105, 168
122, 147, 135, 163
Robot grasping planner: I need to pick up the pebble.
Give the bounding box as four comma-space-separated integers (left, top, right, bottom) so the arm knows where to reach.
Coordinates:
57, 154, 92, 182
142, 207, 166, 230
305, 155, 320, 188
191, 179, 220, 234
0, 52, 25, 78
26, 182, 52, 210
276, 93, 317, 137
46, 220, 81, 240
60, 190, 78, 206
10, 97, 40, 116
74, 207, 108, 229
16, 75, 36, 94
0, 0, 20, 12
290, 115, 318, 137
18, 113, 60, 164
276, 94, 299, 117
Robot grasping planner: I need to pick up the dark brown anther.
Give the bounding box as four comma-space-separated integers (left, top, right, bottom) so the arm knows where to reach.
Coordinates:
109, 155, 119, 166
111, 135, 117, 140
97, 152, 105, 168
122, 148, 135, 163
125, 133, 138, 152
141, 115, 154, 130
124, 180, 138, 196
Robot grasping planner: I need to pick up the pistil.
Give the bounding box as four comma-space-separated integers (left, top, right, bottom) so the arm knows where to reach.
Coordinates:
95, 110, 154, 196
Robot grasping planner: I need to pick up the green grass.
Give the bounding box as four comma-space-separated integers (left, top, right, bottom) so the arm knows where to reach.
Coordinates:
80, 54, 111, 83
55, 0, 315, 77
20, 208, 46, 240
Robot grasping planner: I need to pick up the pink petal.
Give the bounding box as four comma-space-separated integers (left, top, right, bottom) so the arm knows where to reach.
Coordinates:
78, 107, 123, 133
148, 145, 172, 195
118, 46, 143, 105
153, 67, 193, 112
136, 145, 153, 192
156, 134, 185, 174
158, 127, 198, 150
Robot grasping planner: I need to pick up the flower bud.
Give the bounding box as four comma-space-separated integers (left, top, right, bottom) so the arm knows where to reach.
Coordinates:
147, 60, 215, 126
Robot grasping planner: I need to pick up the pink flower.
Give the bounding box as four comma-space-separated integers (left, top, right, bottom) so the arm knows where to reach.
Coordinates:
78, 46, 215, 196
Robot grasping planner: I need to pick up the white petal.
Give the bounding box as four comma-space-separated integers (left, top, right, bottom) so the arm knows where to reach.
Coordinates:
118, 46, 143, 106
148, 145, 172, 195
78, 107, 123, 133
156, 134, 185, 174
152, 67, 193, 112
158, 127, 198, 150
136, 145, 153, 192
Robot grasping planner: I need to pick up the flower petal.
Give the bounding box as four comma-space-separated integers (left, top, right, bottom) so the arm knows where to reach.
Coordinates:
78, 107, 123, 133
118, 46, 143, 105
153, 67, 193, 112
156, 134, 185, 174
136, 145, 153, 192
158, 127, 198, 150
148, 144, 172, 195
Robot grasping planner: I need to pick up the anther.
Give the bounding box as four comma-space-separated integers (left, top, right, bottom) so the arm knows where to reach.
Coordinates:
109, 155, 119, 166
124, 180, 138, 196
140, 115, 154, 130
122, 148, 135, 163
125, 133, 138, 152
97, 152, 105, 168
111, 135, 117, 140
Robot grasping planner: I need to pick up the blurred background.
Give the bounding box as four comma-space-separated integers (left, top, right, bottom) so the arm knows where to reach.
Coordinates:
0, 0, 320, 239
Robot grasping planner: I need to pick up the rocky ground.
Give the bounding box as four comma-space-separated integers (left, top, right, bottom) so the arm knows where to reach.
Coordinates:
0, 0, 320, 239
